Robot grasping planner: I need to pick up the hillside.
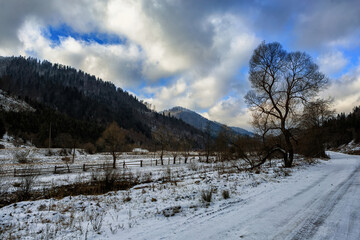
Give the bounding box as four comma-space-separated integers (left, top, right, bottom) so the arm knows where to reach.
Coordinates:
163, 106, 252, 136
0, 56, 202, 148
0, 89, 35, 112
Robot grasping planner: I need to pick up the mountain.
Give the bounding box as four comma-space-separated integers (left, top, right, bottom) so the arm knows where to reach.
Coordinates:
163, 106, 253, 137
0, 56, 202, 148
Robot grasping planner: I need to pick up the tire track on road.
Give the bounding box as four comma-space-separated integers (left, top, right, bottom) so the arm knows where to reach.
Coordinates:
277, 163, 360, 240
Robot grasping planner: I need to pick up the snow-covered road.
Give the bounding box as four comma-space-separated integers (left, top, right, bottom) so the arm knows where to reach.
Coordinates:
124, 152, 360, 240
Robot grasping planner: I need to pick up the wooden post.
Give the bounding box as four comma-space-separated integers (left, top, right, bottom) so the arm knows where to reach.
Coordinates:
83, 163, 86, 172
156, 160, 158, 166
14, 168, 16, 177
123, 161, 125, 168
54, 166, 57, 174
140, 160, 143, 167
48, 122, 52, 149
72, 142, 76, 163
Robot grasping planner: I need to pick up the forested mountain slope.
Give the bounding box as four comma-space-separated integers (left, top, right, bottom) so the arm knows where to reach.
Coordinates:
0, 56, 201, 148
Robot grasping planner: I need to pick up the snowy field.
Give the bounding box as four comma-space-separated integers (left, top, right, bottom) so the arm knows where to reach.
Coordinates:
1, 151, 359, 239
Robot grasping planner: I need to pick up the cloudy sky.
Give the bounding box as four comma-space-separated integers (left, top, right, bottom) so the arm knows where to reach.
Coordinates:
0, 0, 359, 130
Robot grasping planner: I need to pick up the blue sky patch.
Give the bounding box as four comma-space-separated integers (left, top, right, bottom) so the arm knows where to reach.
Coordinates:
45, 24, 125, 46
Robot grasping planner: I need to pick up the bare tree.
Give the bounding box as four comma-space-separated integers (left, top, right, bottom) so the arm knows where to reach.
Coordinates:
202, 123, 213, 163
245, 42, 328, 167
180, 136, 193, 164
301, 99, 334, 129
215, 126, 233, 162
297, 99, 334, 158
153, 125, 171, 165
101, 122, 126, 168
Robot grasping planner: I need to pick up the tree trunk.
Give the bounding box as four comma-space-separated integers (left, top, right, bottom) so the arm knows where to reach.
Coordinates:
72, 143, 76, 163
160, 148, 164, 165
284, 149, 294, 168
283, 130, 294, 168
112, 151, 116, 169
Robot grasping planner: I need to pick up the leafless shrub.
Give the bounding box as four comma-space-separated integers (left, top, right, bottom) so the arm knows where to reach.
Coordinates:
201, 188, 212, 203
215, 162, 226, 174
222, 189, 230, 199
59, 148, 71, 156
17, 173, 37, 200
38, 204, 47, 211
188, 161, 198, 171
162, 206, 182, 217
162, 167, 172, 182
141, 172, 152, 183
45, 149, 53, 156
102, 166, 118, 191
123, 191, 132, 202
13, 149, 30, 163
89, 210, 104, 233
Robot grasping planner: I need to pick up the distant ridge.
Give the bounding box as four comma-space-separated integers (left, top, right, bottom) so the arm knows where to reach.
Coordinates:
163, 106, 253, 137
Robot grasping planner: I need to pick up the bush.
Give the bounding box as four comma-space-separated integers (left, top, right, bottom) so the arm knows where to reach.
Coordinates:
162, 167, 172, 182
13, 150, 30, 163
82, 142, 96, 154
123, 192, 131, 202
188, 161, 198, 171
201, 188, 212, 203
222, 189, 230, 199
17, 174, 37, 200
102, 166, 119, 191
162, 206, 182, 217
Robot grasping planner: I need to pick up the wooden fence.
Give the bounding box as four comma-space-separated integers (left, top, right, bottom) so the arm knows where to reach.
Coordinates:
1, 156, 201, 177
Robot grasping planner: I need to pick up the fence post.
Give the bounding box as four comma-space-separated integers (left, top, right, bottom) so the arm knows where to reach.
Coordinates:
83, 163, 86, 172
14, 168, 16, 177
156, 160, 158, 166
54, 166, 57, 174
140, 160, 143, 167
123, 161, 125, 168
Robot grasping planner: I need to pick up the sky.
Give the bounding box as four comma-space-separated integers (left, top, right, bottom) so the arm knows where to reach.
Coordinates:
0, 0, 359, 130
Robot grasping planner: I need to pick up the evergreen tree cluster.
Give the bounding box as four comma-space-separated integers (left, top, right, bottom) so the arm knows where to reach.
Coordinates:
0, 102, 104, 148
323, 106, 360, 147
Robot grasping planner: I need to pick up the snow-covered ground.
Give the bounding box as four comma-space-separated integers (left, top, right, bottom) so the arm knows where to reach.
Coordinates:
1, 151, 359, 239
337, 140, 360, 155
0, 90, 35, 112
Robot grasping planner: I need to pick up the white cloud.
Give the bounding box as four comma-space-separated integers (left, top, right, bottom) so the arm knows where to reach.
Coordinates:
141, 13, 259, 115
201, 97, 252, 130
317, 50, 349, 76
16, 17, 145, 88
321, 64, 360, 114
104, 0, 214, 80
